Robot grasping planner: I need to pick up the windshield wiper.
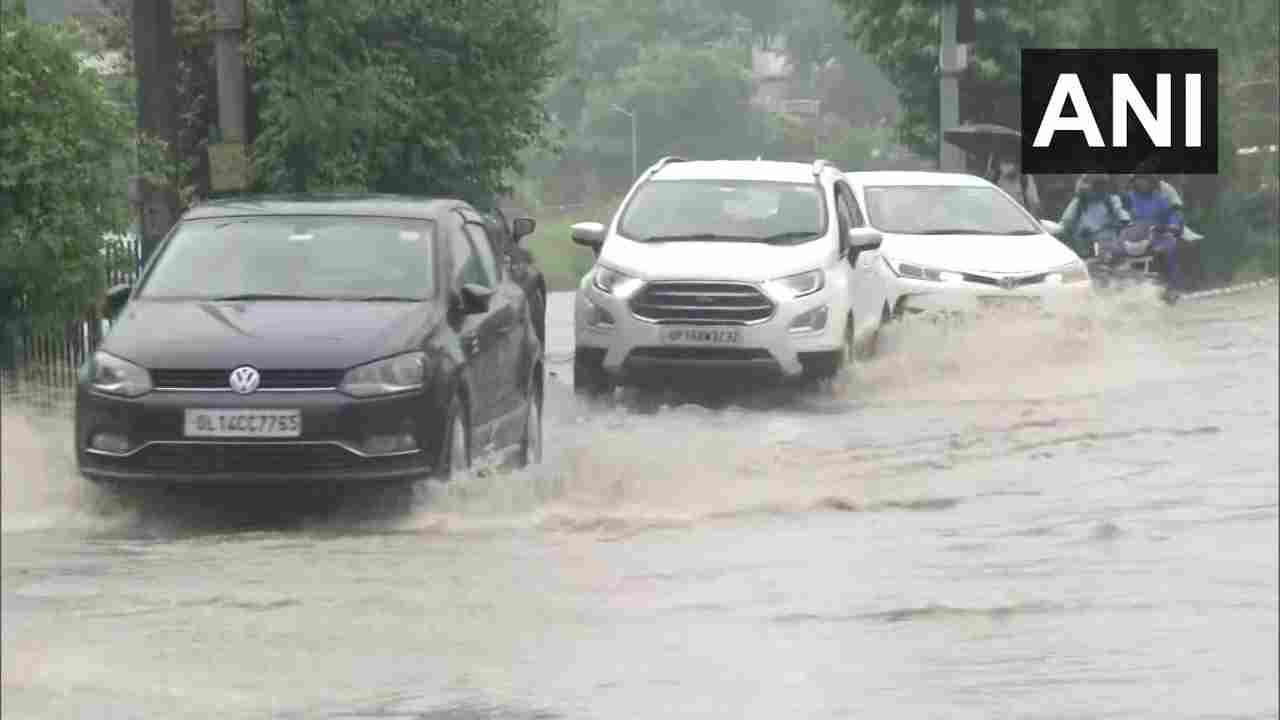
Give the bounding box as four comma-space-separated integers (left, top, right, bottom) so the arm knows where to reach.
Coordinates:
757, 231, 821, 244
207, 293, 327, 301
643, 233, 747, 243
911, 229, 990, 235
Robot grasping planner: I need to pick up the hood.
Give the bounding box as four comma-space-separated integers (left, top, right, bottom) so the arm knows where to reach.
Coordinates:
878, 232, 1080, 276
102, 300, 441, 370
599, 235, 833, 282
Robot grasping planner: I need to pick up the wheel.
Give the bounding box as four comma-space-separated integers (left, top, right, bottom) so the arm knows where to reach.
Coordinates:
437, 394, 469, 481
856, 305, 891, 360
519, 381, 542, 468
805, 315, 854, 383
573, 350, 614, 401
531, 287, 546, 345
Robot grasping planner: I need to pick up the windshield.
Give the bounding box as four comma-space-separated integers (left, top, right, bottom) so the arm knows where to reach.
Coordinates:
617, 179, 828, 243
862, 185, 1042, 235
137, 216, 437, 301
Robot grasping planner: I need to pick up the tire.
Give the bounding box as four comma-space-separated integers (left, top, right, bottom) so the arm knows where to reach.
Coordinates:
856, 305, 891, 360
437, 394, 469, 482
531, 288, 547, 346
573, 350, 614, 400
805, 315, 854, 383
519, 382, 543, 468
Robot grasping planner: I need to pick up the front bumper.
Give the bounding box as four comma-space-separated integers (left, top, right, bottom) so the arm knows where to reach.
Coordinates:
573, 281, 846, 381
888, 275, 1095, 320
75, 385, 443, 485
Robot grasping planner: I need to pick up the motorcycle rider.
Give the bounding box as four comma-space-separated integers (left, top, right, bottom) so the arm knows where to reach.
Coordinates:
1058, 172, 1130, 258
1125, 169, 1186, 293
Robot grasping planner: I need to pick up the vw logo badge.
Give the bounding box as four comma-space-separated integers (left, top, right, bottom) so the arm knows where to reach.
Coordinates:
228, 366, 261, 394
999, 276, 1019, 291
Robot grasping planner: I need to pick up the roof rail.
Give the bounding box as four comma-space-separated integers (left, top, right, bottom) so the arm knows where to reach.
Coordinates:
646, 155, 689, 176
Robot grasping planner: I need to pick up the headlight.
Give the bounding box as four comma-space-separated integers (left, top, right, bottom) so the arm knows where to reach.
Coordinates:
883, 257, 959, 283
84, 351, 152, 397
1046, 262, 1090, 284
770, 269, 825, 298
592, 266, 643, 297
340, 352, 427, 397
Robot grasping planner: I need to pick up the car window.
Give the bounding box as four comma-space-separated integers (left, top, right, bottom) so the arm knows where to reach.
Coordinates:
862, 185, 1043, 236
449, 222, 487, 290
834, 186, 853, 235
464, 223, 499, 288
617, 179, 828, 243
137, 216, 436, 300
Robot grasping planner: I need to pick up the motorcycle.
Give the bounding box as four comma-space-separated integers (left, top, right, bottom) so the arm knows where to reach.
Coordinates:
1085, 221, 1182, 303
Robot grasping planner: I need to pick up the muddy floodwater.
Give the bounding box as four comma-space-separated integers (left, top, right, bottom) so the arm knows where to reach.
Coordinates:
3, 287, 1277, 719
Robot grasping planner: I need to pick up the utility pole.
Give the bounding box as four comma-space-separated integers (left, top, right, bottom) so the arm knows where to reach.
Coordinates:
939, 1, 964, 171
132, 0, 180, 265
209, 0, 250, 195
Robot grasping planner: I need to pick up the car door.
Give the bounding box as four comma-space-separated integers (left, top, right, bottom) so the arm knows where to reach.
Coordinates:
835, 182, 883, 333
446, 212, 505, 447
461, 216, 526, 444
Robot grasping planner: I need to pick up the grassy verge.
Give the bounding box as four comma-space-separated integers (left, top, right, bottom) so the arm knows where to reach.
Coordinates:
523, 197, 625, 292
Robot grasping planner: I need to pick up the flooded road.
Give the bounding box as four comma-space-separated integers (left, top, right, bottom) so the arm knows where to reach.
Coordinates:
3, 286, 1277, 719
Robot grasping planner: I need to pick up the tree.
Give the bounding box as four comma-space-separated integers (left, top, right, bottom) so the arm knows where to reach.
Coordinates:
580, 43, 786, 186
832, 0, 1065, 160
0, 7, 140, 334
247, 0, 560, 204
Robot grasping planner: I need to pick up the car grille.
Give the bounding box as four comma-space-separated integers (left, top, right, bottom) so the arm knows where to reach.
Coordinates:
962, 272, 1048, 288
118, 443, 412, 474
628, 347, 773, 363
152, 369, 343, 390
629, 282, 775, 324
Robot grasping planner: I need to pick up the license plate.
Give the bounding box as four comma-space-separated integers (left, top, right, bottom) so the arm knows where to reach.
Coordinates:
183, 409, 302, 438
661, 326, 743, 346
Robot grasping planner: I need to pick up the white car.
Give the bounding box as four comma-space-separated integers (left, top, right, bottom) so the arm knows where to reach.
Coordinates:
841, 171, 1093, 321
569, 157, 892, 398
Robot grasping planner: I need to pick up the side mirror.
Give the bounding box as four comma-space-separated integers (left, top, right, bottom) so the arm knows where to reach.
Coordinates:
847, 227, 883, 251
571, 221, 606, 255
512, 217, 536, 242
1039, 219, 1064, 237
457, 283, 494, 315
104, 283, 132, 319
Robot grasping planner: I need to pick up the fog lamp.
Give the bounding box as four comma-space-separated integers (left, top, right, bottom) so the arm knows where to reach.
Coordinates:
365, 433, 418, 455
90, 432, 132, 454
789, 305, 829, 333
584, 298, 615, 329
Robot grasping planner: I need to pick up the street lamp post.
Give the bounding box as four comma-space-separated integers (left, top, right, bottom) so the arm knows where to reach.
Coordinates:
611, 104, 637, 180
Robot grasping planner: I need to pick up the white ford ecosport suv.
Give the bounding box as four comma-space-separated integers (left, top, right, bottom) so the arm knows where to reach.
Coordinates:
570, 157, 892, 398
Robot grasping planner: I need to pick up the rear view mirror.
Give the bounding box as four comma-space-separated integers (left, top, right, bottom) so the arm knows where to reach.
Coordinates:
457, 284, 494, 315
104, 283, 132, 319
1039, 219, 1064, 237
571, 222, 606, 254
847, 227, 883, 250
512, 217, 536, 242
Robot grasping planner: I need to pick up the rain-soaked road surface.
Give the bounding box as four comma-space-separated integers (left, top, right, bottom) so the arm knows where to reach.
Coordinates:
3, 286, 1277, 719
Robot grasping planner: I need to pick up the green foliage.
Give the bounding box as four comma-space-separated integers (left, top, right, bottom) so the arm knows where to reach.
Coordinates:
820, 120, 901, 169
247, 0, 560, 203
0, 8, 138, 333
833, 0, 1279, 176
581, 43, 785, 173
1187, 189, 1280, 284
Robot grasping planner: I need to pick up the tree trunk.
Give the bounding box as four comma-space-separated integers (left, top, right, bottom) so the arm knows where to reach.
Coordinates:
132, 0, 180, 263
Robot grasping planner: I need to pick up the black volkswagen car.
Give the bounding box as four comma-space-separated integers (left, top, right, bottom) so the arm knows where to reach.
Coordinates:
76, 195, 544, 487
